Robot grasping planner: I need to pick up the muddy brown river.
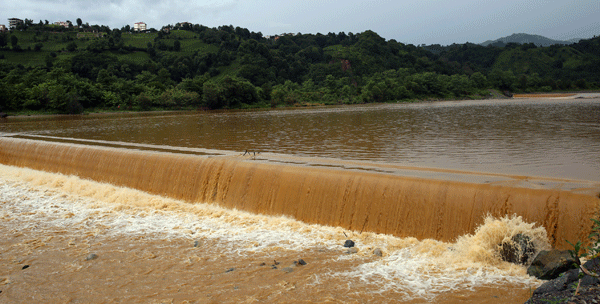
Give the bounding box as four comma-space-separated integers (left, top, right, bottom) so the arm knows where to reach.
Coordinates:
1, 97, 599, 303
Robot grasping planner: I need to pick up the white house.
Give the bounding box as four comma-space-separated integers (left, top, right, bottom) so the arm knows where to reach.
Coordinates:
54, 21, 69, 28
133, 22, 147, 32
8, 18, 23, 29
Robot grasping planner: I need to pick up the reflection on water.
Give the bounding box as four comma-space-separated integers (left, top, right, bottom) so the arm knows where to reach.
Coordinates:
1, 98, 599, 180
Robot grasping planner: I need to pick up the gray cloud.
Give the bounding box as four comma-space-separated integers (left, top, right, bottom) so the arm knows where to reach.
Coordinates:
2, 0, 599, 45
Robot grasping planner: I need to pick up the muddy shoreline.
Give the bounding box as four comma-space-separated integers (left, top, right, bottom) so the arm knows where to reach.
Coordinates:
3, 92, 599, 120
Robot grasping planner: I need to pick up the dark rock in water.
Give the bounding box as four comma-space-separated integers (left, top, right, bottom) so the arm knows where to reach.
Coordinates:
500, 234, 535, 264
296, 259, 307, 266
22, 265, 30, 270
533, 268, 579, 295
343, 240, 355, 248
86, 253, 99, 261
193, 240, 200, 247
373, 248, 383, 257
527, 250, 578, 280
225, 268, 235, 273
271, 260, 280, 269
259, 262, 266, 266
282, 267, 294, 273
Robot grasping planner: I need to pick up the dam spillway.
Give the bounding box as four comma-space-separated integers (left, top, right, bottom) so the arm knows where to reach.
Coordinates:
1, 136, 598, 249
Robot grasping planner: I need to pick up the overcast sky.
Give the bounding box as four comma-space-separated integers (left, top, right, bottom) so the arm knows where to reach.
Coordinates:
2, 0, 599, 45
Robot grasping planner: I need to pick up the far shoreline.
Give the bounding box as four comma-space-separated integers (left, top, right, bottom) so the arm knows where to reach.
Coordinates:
2, 91, 599, 120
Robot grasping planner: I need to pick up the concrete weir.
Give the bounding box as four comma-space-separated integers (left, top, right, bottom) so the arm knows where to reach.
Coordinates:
1, 136, 598, 249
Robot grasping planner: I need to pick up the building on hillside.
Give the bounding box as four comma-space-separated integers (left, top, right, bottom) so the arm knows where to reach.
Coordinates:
8, 18, 23, 29
176, 22, 192, 28
0, 25, 7, 32
133, 22, 147, 32
54, 21, 69, 28
271, 32, 296, 41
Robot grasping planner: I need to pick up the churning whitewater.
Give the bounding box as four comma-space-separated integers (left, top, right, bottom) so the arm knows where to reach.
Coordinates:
1, 164, 548, 302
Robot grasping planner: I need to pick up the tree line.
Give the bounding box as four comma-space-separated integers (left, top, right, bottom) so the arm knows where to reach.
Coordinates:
1, 21, 599, 114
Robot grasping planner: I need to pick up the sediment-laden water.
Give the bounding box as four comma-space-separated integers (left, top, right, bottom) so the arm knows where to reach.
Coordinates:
1, 165, 546, 303
2, 98, 600, 180
1, 98, 599, 303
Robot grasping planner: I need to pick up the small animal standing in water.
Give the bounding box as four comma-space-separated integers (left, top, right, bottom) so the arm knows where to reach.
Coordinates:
243, 150, 260, 159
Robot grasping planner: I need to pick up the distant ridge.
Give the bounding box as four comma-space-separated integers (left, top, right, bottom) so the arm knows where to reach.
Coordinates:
480, 33, 581, 47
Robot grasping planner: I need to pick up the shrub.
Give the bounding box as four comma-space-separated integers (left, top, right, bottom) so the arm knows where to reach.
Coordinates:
567, 218, 600, 276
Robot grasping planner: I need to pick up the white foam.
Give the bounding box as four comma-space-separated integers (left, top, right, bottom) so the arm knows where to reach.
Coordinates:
336, 215, 548, 299
0, 164, 545, 301
0, 164, 343, 253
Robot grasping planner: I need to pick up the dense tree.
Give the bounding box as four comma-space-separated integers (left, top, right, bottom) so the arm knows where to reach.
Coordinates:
66, 42, 78, 52
0, 33, 8, 48
1, 22, 599, 115
10, 35, 18, 48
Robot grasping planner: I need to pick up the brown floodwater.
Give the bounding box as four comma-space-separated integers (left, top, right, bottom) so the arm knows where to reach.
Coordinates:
1, 98, 600, 303
0, 166, 544, 303
1, 98, 599, 181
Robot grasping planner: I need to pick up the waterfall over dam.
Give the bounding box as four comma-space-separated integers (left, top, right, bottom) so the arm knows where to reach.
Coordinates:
1, 136, 598, 249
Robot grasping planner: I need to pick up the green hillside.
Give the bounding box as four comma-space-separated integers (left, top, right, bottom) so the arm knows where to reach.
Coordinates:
480, 33, 575, 47
1, 22, 599, 114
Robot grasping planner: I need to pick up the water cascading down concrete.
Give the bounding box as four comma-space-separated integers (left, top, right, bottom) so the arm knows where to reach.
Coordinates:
0, 137, 598, 249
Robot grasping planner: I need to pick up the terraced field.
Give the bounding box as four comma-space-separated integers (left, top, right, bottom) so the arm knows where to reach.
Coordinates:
1, 30, 218, 67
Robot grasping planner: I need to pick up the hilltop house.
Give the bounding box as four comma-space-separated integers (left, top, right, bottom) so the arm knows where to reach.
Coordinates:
133, 22, 147, 32
176, 22, 192, 28
54, 21, 69, 28
8, 18, 23, 29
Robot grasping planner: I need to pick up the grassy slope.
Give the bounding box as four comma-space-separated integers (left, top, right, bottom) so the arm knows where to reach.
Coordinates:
1, 30, 218, 68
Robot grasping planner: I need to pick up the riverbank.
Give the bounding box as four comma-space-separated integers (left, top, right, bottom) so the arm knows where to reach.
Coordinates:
513, 92, 600, 99
6, 89, 599, 119
0, 90, 600, 119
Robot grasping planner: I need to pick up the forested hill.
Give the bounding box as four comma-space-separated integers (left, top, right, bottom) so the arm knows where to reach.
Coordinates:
479, 33, 577, 47
1, 21, 599, 114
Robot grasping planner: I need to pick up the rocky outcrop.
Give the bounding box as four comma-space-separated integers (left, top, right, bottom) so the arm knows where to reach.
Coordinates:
527, 250, 578, 280
531, 268, 579, 296
343, 240, 355, 248
525, 257, 600, 303
500, 233, 535, 264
